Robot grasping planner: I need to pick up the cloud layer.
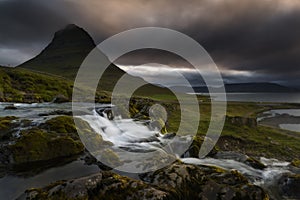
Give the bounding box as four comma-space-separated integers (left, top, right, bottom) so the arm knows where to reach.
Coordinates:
0, 0, 300, 85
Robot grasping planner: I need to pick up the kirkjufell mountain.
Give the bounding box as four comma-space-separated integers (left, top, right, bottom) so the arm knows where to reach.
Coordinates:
18, 24, 126, 80
17, 24, 168, 94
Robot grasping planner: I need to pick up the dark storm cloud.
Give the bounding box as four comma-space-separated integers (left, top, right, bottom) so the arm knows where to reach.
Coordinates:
0, 0, 71, 64
0, 0, 300, 85
0, 0, 70, 46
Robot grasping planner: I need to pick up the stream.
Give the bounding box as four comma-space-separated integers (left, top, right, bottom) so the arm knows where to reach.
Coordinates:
0, 102, 299, 199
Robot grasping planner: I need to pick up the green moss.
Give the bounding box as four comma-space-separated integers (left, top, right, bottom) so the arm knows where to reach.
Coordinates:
42, 116, 77, 137
10, 128, 84, 164
291, 159, 300, 168
187, 136, 218, 158
0, 66, 73, 103
100, 148, 122, 167
0, 116, 18, 139
0, 116, 17, 130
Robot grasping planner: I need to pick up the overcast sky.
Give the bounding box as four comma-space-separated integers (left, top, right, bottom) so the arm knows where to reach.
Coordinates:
1, 0, 300, 86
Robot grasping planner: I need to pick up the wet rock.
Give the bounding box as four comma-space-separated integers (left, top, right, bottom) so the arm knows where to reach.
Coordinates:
9, 128, 84, 164
4, 105, 17, 110
183, 136, 218, 158
149, 119, 167, 134
214, 151, 266, 170
39, 110, 73, 116
162, 132, 176, 139
21, 171, 168, 200
290, 158, 300, 168
0, 116, 18, 140
96, 106, 115, 120
39, 116, 78, 139
131, 135, 160, 143
140, 161, 268, 200
52, 94, 69, 103
277, 173, 300, 199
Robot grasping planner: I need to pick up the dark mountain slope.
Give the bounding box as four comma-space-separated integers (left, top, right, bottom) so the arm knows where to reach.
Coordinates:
17, 24, 172, 97
18, 24, 96, 79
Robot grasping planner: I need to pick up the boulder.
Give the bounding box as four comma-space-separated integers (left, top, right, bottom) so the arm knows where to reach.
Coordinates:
214, 151, 266, 170
277, 173, 300, 199
4, 105, 17, 110
0, 116, 18, 140
290, 158, 300, 168
9, 128, 84, 164
52, 94, 69, 103
140, 161, 269, 200
21, 171, 169, 200
183, 135, 218, 158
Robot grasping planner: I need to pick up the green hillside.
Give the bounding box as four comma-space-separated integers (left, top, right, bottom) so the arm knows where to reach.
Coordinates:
0, 66, 73, 102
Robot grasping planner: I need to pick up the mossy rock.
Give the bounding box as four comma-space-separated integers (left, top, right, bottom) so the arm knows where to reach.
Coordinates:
291, 159, 300, 168
149, 118, 168, 134
245, 157, 266, 170
99, 148, 122, 168
278, 173, 300, 199
52, 94, 69, 103
39, 116, 78, 139
140, 162, 268, 200
75, 118, 113, 147
22, 171, 168, 200
185, 136, 218, 158
0, 116, 18, 140
10, 128, 84, 164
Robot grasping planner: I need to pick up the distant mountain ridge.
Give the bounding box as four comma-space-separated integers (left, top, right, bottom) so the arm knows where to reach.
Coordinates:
171, 82, 299, 93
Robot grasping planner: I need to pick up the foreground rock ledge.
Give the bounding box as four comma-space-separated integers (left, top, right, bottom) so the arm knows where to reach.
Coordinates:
20, 162, 269, 200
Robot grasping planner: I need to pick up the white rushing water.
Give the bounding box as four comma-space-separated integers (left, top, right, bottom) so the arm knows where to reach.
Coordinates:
1, 102, 298, 199
80, 107, 294, 178
79, 110, 174, 153
181, 157, 294, 200
78, 107, 300, 200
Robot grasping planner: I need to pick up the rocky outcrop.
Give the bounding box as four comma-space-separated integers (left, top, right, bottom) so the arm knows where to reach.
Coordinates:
20, 161, 269, 200
277, 173, 300, 199
290, 158, 300, 168
52, 94, 69, 103
0, 116, 18, 140
4, 105, 17, 110
9, 128, 84, 164
226, 116, 257, 127
1, 116, 91, 166
213, 151, 266, 170
21, 172, 168, 200
140, 162, 269, 200
183, 135, 218, 158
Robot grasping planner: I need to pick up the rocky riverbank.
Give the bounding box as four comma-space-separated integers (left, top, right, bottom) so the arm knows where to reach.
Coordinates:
1, 102, 300, 199
20, 162, 269, 200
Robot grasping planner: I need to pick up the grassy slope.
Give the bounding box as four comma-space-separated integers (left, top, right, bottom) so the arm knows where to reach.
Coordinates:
0, 66, 73, 102
2, 63, 300, 160
143, 94, 300, 160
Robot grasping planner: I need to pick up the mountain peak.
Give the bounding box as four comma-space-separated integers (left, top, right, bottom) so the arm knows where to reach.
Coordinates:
54, 24, 88, 37
18, 24, 96, 79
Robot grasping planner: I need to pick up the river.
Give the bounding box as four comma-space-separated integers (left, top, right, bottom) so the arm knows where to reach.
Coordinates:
0, 102, 299, 199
